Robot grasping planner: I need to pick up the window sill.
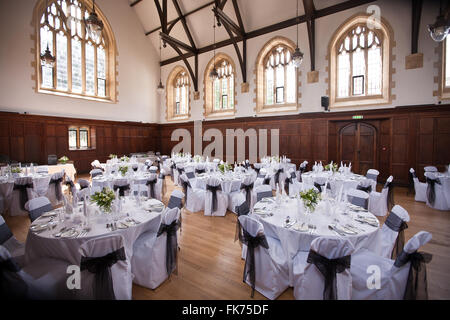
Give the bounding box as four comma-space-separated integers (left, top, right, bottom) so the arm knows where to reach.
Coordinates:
69, 147, 96, 151
205, 109, 236, 118
257, 103, 299, 114
37, 88, 115, 103
167, 114, 190, 122
331, 95, 391, 108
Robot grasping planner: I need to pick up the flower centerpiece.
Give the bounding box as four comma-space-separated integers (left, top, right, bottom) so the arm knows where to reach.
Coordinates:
193, 155, 203, 163
58, 156, 69, 164
324, 162, 338, 172
218, 162, 232, 173
109, 154, 117, 159
271, 155, 280, 163
91, 187, 115, 213
118, 166, 128, 176
11, 167, 22, 174
299, 188, 321, 212
120, 155, 130, 162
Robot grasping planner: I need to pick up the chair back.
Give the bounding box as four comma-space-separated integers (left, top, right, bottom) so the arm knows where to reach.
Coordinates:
255, 184, 273, 202
366, 169, 379, 182
25, 196, 53, 222
424, 166, 437, 172
168, 189, 184, 209
0, 216, 13, 245
36, 166, 49, 174
379, 205, 410, 259
347, 188, 369, 209
48, 155, 57, 165
79, 234, 131, 300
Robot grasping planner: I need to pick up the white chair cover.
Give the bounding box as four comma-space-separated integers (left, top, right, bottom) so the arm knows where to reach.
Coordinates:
368, 175, 393, 217
90, 168, 103, 179
10, 177, 35, 217
91, 160, 102, 169
366, 169, 379, 191
293, 237, 355, 300
132, 207, 180, 289
285, 168, 302, 197
180, 174, 205, 213
351, 231, 432, 300
78, 234, 132, 300
424, 166, 437, 172
410, 168, 427, 202
204, 177, 228, 216
238, 215, 289, 299
347, 188, 370, 209
255, 184, 273, 203
168, 189, 184, 209
46, 171, 65, 207
36, 166, 49, 174
25, 196, 53, 222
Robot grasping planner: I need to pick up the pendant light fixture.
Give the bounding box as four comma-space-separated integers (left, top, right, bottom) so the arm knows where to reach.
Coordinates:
40, 0, 56, 67
85, 0, 104, 43
157, 37, 165, 94
428, 0, 450, 42
209, 13, 219, 80
292, 0, 304, 68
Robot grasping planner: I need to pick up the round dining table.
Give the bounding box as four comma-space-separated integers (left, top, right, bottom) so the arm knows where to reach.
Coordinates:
301, 171, 370, 195
251, 195, 380, 285
24, 197, 165, 265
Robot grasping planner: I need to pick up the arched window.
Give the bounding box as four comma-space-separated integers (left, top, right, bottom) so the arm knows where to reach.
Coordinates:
166, 65, 190, 121
33, 0, 116, 102
437, 37, 450, 100
255, 37, 300, 114
328, 14, 393, 108
174, 71, 189, 116
204, 53, 236, 118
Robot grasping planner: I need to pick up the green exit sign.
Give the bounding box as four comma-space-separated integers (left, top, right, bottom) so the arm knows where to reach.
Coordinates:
352, 115, 364, 119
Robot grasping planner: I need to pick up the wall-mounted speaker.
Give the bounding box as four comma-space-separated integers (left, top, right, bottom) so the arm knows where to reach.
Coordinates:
321, 96, 329, 111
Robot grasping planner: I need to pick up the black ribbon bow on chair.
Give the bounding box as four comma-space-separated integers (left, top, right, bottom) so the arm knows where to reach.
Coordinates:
357, 184, 372, 193
307, 250, 351, 300
170, 163, 176, 181
243, 162, 250, 170
394, 250, 432, 300
13, 182, 34, 211
314, 182, 325, 193
0, 257, 28, 299
240, 183, 254, 207
146, 179, 157, 199
180, 180, 191, 206
234, 202, 250, 243
80, 247, 126, 300
274, 168, 284, 186
113, 184, 130, 197
239, 229, 269, 298
385, 212, 408, 260
253, 166, 260, 174
284, 177, 293, 195
157, 219, 181, 277
299, 166, 307, 182
132, 166, 138, 172
65, 180, 75, 196
195, 168, 206, 175
49, 177, 64, 201
426, 177, 440, 206
263, 176, 271, 185
206, 184, 222, 213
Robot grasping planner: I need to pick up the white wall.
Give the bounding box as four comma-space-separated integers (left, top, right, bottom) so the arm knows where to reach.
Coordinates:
0, 0, 160, 123
159, 0, 442, 123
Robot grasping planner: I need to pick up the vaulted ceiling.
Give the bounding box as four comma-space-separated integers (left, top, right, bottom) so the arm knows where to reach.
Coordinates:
128, 0, 376, 63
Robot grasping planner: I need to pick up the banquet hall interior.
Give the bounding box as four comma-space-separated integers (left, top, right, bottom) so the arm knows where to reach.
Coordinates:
0, 0, 449, 301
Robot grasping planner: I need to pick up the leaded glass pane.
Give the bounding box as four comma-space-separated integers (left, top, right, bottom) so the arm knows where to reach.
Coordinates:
68, 129, 77, 149
85, 43, 95, 95
79, 129, 88, 148
446, 38, 450, 87
71, 38, 82, 93
266, 67, 274, 105
56, 32, 68, 90
286, 63, 295, 103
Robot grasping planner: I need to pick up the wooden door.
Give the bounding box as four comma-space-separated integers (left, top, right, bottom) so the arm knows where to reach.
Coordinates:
339, 122, 377, 174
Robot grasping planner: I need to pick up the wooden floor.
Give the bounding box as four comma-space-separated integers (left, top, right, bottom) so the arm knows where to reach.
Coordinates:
5, 175, 450, 300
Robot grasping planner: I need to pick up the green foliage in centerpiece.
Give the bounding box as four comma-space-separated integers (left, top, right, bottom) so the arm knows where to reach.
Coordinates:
119, 166, 128, 176
300, 188, 321, 212
58, 156, 69, 164
218, 162, 232, 173
271, 155, 280, 163
193, 155, 203, 163
324, 162, 338, 172
11, 167, 22, 174
120, 155, 130, 162
109, 154, 117, 159
91, 187, 115, 213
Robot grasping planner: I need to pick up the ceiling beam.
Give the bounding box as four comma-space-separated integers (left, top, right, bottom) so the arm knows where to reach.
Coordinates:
161, 0, 376, 66
160, 32, 197, 54
172, 0, 197, 50
232, 0, 245, 35
130, 0, 143, 7
214, 7, 243, 37
411, 0, 422, 54
303, 0, 316, 71
146, 1, 215, 36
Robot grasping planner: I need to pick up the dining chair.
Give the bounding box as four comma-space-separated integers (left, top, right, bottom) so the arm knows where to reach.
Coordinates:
368, 175, 394, 217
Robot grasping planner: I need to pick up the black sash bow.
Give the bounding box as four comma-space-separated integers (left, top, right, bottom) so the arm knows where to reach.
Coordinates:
263, 176, 271, 185
394, 250, 432, 300
0, 257, 27, 299
234, 202, 250, 242
49, 177, 63, 201
0, 222, 13, 245
240, 183, 254, 207
314, 182, 330, 193
239, 229, 269, 298
307, 250, 351, 300
274, 168, 284, 186
65, 180, 75, 195
299, 166, 307, 182
384, 181, 395, 211
195, 169, 206, 174
146, 179, 157, 198
132, 166, 138, 172
243, 162, 250, 170
180, 180, 191, 206
206, 184, 222, 213
385, 212, 408, 259
253, 166, 260, 174
13, 182, 34, 211
157, 219, 181, 277
80, 247, 126, 300
357, 184, 372, 193
426, 178, 440, 206
284, 177, 293, 195
113, 184, 130, 197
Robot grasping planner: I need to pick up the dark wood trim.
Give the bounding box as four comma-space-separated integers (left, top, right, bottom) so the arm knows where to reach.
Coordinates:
172, 0, 197, 50
160, 32, 196, 54
160, 0, 376, 66
411, 0, 423, 54
130, 0, 143, 7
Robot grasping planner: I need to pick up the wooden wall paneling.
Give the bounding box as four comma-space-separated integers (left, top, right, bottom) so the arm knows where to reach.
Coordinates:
0, 120, 10, 158
391, 117, 410, 184
435, 116, 450, 171
416, 116, 435, 178
9, 122, 25, 162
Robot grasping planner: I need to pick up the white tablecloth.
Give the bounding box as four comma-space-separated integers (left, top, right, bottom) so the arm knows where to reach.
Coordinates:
252, 196, 379, 285
301, 171, 369, 195
24, 198, 164, 265
91, 172, 156, 190
48, 164, 77, 181
194, 171, 256, 194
